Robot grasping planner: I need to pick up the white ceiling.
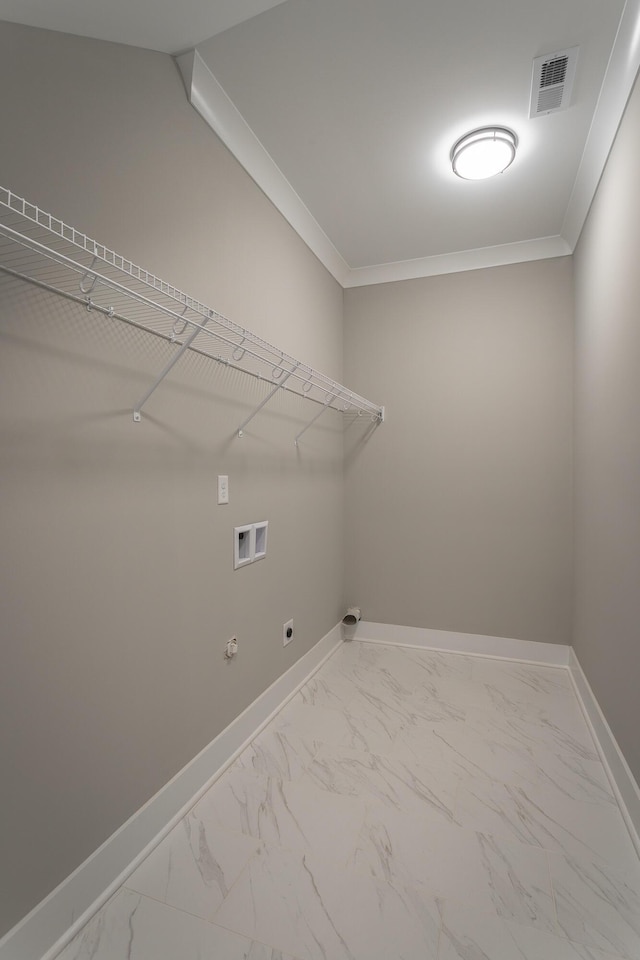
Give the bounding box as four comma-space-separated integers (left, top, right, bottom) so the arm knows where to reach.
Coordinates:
0, 0, 288, 56
2, 0, 640, 286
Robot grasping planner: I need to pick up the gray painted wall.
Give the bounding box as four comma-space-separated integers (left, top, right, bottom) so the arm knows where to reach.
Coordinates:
2, 13, 639, 947
573, 75, 640, 782
0, 23, 348, 935
344, 260, 574, 645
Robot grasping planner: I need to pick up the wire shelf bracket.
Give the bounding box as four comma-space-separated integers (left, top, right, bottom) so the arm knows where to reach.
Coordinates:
0, 187, 385, 443
295, 393, 338, 446
236, 362, 300, 437
133, 312, 213, 422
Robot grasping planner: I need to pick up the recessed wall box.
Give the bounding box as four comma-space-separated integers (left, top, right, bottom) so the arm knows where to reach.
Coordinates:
254, 521, 268, 561
234, 524, 253, 569
233, 521, 269, 569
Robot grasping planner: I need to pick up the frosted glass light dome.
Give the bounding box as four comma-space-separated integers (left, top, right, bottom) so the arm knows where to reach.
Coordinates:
451, 127, 517, 180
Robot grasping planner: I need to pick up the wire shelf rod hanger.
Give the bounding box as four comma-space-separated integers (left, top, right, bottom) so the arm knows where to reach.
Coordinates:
79, 255, 98, 294
237, 362, 300, 437
170, 305, 190, 342
133, 312, 213, 422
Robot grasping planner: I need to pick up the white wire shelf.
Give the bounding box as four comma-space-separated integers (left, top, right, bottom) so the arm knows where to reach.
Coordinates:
0, 187, 384, 443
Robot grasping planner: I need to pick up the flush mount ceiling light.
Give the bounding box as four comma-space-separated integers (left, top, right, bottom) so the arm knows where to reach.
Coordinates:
451, 127, 518, 180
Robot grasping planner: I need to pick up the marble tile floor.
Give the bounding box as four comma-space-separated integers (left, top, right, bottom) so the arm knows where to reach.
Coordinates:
56, 641, 640, 960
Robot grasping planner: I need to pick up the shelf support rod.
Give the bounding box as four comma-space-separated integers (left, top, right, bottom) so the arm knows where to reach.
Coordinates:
133, 313, 212, 421
237, 363, 299, 437
294, 393, 339, 446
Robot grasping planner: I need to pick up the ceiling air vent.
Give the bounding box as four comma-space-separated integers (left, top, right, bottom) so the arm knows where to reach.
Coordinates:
529, 46, 579, 118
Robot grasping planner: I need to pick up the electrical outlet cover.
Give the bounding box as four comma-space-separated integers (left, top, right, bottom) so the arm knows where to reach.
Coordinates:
217, 475, 229, 504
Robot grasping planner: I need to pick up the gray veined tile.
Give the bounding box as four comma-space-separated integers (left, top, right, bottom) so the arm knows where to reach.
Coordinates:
549, 850, 640, 959
456, 777, 639, 871
303, 643, 474, 732
55, 888, 300, 960
332, 638, 389, 674
125, 810, 260, 921
470, 660, 573, 714
245, 947, 300, 960
272, 690, 405, 756
453, 706, 613, 808
319, 644, 476, 717
235, 723, 318, 781
512, 750, 616, 808
398, 676, 473, 727
306, 639, 391, 685
213, 845, 441, 960
401, 717, 540, 784
470, 677, 588, 729
374, 645, 475, 684
402, 701, 598, 794
468, 703, 600, 766
330, 696, 409, 754
300, 665, 415, 735
439, 900, 627, 960
265, 695, 356, 752
353, 805, 558, 934
471, 658, 572, 692
311, 641, 391, 695
302, 643, 438, 736
244, 946, 301, 960
192, 765, 366, 868
306, 743, 459, 826
298, 669, 368, 712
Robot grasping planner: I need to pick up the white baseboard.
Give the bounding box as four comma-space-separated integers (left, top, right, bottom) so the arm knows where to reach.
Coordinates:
355, 623, 639, 857
353, 621, 571, 666
0, 624, 342, 960
568, 649, 640, 858
5, 622, 638, 960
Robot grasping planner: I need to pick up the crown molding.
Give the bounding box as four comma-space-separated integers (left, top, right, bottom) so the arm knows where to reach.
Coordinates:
179, 0, 640, 290
342, 235, 572, 288
176, 50, 351, 286
562, 0, 640, 248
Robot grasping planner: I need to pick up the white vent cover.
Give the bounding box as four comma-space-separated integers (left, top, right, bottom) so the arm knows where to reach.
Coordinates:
529, 46, 579, 118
